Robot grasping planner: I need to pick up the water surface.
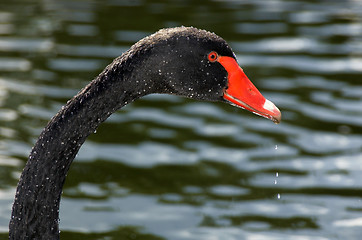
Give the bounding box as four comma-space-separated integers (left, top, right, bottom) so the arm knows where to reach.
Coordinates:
0, 0, 361, 239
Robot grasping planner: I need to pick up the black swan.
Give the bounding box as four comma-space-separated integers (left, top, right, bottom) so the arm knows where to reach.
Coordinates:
9, 27, 281, 239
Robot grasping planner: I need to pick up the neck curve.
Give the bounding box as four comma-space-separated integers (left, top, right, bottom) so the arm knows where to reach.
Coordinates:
9, 46, 158, 239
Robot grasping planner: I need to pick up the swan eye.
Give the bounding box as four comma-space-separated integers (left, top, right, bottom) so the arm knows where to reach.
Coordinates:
208, 51, 218, 62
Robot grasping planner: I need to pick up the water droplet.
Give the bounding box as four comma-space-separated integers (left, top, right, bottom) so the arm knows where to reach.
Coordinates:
276, 172, 279, 177
275, 145, 278, 150
277, 193, 281, 199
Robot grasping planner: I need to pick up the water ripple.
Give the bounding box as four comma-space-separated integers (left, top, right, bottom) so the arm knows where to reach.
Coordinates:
0, 38, 53, 52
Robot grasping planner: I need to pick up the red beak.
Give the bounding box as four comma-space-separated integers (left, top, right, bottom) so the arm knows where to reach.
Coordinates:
218, 56, 281, 124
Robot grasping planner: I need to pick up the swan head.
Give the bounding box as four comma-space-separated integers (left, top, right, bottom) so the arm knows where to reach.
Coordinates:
126, 27, 281, 123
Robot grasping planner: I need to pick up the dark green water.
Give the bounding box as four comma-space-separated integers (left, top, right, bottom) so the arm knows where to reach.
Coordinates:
0, 0, 362, 239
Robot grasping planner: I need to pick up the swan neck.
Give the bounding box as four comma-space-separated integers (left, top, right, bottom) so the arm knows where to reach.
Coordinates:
9, 54, 151, 239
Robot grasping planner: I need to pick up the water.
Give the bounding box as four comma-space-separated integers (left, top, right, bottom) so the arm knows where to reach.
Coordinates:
0, 0, 361, 239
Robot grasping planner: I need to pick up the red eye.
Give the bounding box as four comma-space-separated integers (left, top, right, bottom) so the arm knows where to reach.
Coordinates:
208, 51, 218, 62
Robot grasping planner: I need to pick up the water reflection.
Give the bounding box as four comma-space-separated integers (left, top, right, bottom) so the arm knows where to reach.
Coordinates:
0, 0, 362, 239
0, 58, 31, 71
